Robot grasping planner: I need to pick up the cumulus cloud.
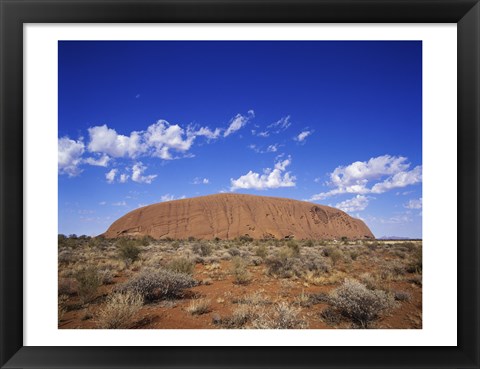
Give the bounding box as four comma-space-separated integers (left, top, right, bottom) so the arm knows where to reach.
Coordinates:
404, 197, 422, 209
84, 154, 110, 167
371, 166, 422, 194
230, 156, 296, 191
88, 125, 144, 158
335, 195, 369, 213
58, 137, 85, 177
193, 177, 209, 185
105, 169, 117, 184
131, 162, 157, 184
160, 194, 186, 202
294, 130, 313, 143
308, 155, 422, 200
224, 111, 254, 137
145, 120, 196, 159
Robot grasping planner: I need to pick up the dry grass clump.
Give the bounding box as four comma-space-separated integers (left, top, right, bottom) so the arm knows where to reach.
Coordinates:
116, 268, 197, 301
231, 256, 252, 284
96, 291, 143, 328
166, 257, 195, 275
265, 247, 299, 278
252, 302, 308, 329
328, 279, 396, 328
186, 298, 211, 315
58, 294, 69, 322
192, 242, 213, 257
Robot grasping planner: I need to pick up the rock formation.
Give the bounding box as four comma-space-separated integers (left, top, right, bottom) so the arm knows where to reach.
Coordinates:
102, 193, 374, 240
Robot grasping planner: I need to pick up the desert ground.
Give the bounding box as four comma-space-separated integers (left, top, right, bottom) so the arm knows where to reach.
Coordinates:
58, 235, 422, 329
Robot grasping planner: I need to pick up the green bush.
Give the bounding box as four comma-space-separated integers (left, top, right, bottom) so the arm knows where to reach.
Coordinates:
74, 266, 102, 304
117, 239, 141, 266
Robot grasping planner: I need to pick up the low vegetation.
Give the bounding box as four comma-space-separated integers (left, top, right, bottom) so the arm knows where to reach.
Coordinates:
58, 235, 422, 329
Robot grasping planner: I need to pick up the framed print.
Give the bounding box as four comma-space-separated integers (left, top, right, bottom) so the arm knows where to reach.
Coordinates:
0, 0, 479, 368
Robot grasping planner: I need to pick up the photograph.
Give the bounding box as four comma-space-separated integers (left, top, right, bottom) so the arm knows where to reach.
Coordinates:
57, 40, 422, 330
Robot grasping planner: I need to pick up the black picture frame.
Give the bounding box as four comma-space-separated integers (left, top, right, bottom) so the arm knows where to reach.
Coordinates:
1, 1, 479, 368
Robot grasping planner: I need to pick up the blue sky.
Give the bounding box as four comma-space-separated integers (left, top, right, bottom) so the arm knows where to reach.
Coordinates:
58, 41, 422, 238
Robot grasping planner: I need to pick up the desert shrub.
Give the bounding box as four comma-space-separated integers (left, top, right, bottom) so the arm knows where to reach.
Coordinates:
58, 249, 76, 264
228, 247, 241, 257
58, 277, 77, 296
116, 268, 196, 301
380, 260, 407, 280
252, 302, 307, 329
74, 266, 102, 304
406, 245, 422, 273
328, 279, 396, 328
98, 269, 115, 285
265, 248, 298, 278
302, 255, 330, 275
286, 240, 300, 257
349, 251, 359, 260
167, 257, 195, 275
320, 307, 342, 325
96, 291, 143, 329
192, 242, 212, 257
186, 298, 211, 315
237, 235, 254, 243
255, 245, 268, 258
303, 239, 314, 247
58, 294, 69, 322
394, 291, 412, 301
117, 239, 141, 267
329, 249, 343, 266
231, 256, 252, 285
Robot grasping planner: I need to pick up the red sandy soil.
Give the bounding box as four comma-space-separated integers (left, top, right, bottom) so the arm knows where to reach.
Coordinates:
59, 260, 422, 330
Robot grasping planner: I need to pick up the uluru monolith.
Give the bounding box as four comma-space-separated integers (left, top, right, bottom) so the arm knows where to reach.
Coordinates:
102, 193, 374, 240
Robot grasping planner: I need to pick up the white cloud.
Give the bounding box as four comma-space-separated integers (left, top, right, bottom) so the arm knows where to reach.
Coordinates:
195, 126, 222, 140
230, 156, 296, 191
160, 194, 186, 202
267, 116, 291, 133
248, 143, 280, 154
105, 169, 117, 184
58, 137, 85, 177
404, 197, 422, 209
267, 144, 279, 153
99, 201, 107, 205
308, 155, 422, 200
193, 177, 209, 185
294, 130, 313, 142
371, 165, 422, 194
145, 120, 195, 159
131, 162, 157, 184
224, 111, 254, 137
84, 154, 110, 167
112, 201, 127, 206
119, 173, 129, 183
335, 195, 369, 213
88, 125, 144, 158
